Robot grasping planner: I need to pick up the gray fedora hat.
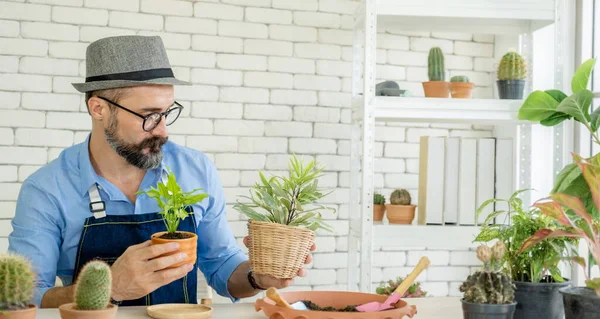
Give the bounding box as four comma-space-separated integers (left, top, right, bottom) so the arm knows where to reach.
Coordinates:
72, 35, 190, 92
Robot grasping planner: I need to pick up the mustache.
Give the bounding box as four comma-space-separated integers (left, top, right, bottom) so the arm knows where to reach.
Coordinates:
139, 136, 168, 150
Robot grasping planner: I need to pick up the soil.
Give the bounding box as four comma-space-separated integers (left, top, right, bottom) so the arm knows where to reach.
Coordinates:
300, 300, 358, 312
159, 232, 194, 240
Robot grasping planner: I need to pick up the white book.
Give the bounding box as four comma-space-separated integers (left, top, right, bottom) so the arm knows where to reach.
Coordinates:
426, 136, 445, 225
476, 138, 496, 225
458, 138, 477, 226
494, 138, 514, 225
443, 137, 460, 225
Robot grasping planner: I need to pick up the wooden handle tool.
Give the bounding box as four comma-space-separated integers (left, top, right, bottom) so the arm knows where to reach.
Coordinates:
393, 256, 430, 296
266, 287, 292, 309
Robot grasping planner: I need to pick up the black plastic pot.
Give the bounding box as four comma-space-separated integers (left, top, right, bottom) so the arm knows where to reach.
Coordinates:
560, 286, 600, 319
497, 80, 525, 99
461, 299, 517, 319
514, 280, 570, 319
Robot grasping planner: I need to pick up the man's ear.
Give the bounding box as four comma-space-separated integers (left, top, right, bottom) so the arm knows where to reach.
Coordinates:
88, 96, 106, 120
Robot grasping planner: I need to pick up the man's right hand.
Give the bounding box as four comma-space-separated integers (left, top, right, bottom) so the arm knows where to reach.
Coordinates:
110, 240, 194, 301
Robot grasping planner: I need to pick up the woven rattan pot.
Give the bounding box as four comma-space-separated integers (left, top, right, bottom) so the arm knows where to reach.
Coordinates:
247, 220, 315, 279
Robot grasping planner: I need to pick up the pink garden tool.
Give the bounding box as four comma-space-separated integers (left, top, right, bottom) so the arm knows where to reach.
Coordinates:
356, 256, 430, 312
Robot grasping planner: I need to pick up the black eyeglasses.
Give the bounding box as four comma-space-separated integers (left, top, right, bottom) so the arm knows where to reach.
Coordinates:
97, 96, 183, 132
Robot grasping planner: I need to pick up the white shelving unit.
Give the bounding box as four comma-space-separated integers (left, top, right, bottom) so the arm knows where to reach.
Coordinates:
347, 0, 575, 293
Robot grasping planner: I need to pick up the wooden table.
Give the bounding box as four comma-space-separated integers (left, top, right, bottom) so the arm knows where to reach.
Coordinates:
35, 297, 464, 318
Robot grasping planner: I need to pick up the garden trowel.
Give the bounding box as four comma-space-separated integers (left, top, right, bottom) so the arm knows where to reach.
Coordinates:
266, 287, 309, 310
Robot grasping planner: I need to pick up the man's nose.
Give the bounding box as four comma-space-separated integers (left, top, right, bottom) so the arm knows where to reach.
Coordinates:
151, 117, 168, 137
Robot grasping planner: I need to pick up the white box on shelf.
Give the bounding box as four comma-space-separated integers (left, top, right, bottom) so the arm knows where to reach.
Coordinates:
444, 137, 460, 225
418, 136, 445, 225
494, 138, 515, 225
476, 138, 496, 225
458, 138, 477, 226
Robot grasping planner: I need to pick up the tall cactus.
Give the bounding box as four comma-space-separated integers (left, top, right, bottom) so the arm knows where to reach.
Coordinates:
390, 189, 411, 205
497, 51, 527, 80
74, 260, 112, 310
428, 47, 445, 81
0, 253, 35, 310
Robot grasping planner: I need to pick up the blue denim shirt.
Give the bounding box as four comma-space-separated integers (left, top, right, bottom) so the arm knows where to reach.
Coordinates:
8, 134, 247, 306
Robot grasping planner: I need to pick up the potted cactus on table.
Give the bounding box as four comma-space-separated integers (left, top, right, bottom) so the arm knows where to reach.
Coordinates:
422, 46, 450, 98
0, 253, 37, 319
234, 154, 336, 279
59, 260, 117, 319
497, 51, 527, 99
385, 189, 416, 224
460, 242, 517, 319
450, 75, 474, 99
373, 192, 386, 222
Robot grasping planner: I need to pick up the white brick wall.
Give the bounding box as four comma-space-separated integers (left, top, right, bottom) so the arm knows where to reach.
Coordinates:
0, 0, 496, 302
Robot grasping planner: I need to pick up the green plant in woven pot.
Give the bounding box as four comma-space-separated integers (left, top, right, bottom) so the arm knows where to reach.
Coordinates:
474, 189, 578, 319
234, 154, 336, 279
497, 51, 527, 99
0, 253, 37, 319
385, 189, 416, 224
422, 46, 450, 98
373, 192, 386, 222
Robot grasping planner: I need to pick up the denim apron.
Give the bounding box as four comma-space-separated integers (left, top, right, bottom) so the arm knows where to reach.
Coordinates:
72, 171, 198, 306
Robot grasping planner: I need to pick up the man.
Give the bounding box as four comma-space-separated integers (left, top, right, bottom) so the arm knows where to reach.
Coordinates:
8, 35, 313, 308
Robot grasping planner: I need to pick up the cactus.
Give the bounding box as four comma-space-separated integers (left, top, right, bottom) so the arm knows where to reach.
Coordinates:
427, 47, 445, 81
390, 189, 411, 205
459, 242, 515, 304
451, 75, 470, 83
74, 260, 112, 310
0, 253, 35, 310
497, 51, 527, 80
373, 193, 385, 205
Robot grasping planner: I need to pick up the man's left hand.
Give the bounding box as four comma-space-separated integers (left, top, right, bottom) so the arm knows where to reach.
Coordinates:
242, 236, 315, 289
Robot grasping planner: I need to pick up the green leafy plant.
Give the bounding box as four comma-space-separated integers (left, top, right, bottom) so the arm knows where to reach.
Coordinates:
390, 189, 411, 205
474, 189, 578, 283
74, 260, 111, 310
460, 242, 516, 304
451, 75, 470, 83
136, 167, 209, 234
0, 253, 35, 311
428, 47, 445, 81
234, 154, 335, 232
497, 51, 527, 80
376, 276, 427, 298
374, 193, 385, 205
519, 152, 600, 295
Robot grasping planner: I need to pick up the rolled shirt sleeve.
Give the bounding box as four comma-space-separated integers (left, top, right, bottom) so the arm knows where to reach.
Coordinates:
8, 180, 63, 307
195, 155, 248, 302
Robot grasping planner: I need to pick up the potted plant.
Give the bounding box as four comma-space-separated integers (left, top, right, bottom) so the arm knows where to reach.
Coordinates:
234, 154, 336, 279
460, 242, 517, 319
518, 152, 600, 318
385, 189, 416, 224
373, 192, 386, 222
136, 168, 209, 268
450, 75, 474, 98
422, 46, 450, 98
474, 189, 577, 319
497, 51, 527, 99
0, 253, 37, 319
59, 260, 117, 319
376, 276, 428, 298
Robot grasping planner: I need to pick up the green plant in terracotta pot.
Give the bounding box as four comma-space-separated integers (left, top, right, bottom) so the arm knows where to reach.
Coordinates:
0, 253, 37, 319
376, 276, 428, 298
474, 189, 578, 319
450, 75, 474, 98
373, 192, 386, 222
136, 167, 209, 268
386, 189, 416, 224
234, 154, 336, 279
460, 242, 517, 319
422, 47, 450, 98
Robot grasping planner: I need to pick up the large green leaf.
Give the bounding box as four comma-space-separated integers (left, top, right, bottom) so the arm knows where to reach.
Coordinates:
556, 89, 594, 123
572, 58, 597, 93
552, 163, 581, 193
540, 112, 571, 126
518, 90, 561, 121
545, 89, 568, 103
591, 107, 600, 132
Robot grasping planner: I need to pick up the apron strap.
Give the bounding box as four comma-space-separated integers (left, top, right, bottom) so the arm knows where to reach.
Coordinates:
88, 170, 169, 219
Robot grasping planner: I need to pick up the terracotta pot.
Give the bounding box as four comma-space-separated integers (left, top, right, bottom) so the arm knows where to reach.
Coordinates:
255, 290, 417, 319
0, 305, 37, 319
59, 303, 117, 319
450, 82, 474, 98
151, 231, 197, 268
373, 204, 386, 221
385, 205, 416, 224
422, 81, 450, 98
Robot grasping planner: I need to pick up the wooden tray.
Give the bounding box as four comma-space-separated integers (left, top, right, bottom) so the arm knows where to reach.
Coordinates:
146, 304, 213, 319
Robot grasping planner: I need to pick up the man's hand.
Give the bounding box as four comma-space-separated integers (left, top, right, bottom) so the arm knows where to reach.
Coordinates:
110, 240, 194, 301
242, 236, 315, 289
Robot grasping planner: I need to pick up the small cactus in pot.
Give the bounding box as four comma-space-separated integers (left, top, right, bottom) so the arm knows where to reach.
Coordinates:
459, 242, 517, 318
373, 193, 386, 222
386, 189, 416, 224
450, 75, 475, 99
497, 51, 527, 99
422, 47, 450, 98
58, 260, 118, 319
0, 252, 37, 319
